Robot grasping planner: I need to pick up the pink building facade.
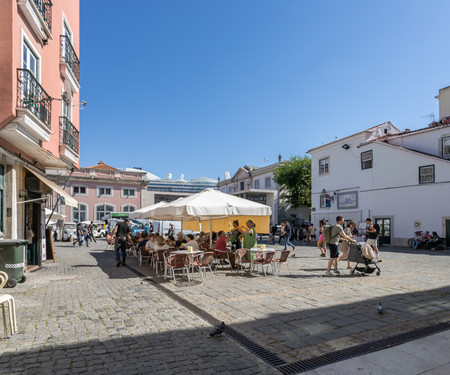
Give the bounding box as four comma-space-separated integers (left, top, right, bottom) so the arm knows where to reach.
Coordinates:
0, 0, 80, 265
47, 162, 147, 223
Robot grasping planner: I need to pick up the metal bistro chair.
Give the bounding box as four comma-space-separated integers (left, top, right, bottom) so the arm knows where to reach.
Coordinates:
253, 251, 276, 277
213, 249, 231, 269
155, 249, 168, 276
165, 253, 190, 284
138, 246, 152, 266
192, 252, 215, 281
235, 248, 251, 275
273, 250, 291, 276
0, 271, 17, 338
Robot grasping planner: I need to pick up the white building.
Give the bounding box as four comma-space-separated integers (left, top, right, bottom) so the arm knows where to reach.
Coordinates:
308, 88, 450, 247
217, 162, 310, 226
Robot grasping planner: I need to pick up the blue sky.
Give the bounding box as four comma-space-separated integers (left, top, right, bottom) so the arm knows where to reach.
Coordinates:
80, 0, 450, 180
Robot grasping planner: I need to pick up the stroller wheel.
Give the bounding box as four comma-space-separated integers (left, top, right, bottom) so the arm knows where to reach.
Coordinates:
350, 269, 355, 275
376, 271, 381, 276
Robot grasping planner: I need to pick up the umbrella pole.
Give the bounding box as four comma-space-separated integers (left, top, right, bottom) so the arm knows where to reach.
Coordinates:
209, 216, 213, 248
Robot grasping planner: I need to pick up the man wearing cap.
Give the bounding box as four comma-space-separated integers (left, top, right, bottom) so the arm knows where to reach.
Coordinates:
110, 218, 132, 267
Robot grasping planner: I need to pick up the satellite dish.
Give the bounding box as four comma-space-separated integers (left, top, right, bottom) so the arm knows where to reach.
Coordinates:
414, 220, 422, 228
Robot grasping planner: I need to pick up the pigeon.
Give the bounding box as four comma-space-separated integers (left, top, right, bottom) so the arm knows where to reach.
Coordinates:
210, 322, 225, 337
377, 302, 384, 315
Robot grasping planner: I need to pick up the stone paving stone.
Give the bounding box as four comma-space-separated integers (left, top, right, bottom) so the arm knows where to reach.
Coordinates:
1, 240, 449, 373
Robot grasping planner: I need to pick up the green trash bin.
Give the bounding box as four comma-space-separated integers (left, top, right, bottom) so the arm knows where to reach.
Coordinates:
0, 239, 28, 288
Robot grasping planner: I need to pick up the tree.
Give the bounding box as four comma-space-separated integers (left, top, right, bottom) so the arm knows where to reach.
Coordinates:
273, 155, 311, 208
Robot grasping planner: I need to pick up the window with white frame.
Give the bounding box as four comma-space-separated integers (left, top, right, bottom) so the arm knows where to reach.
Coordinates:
122, 204, 136, 213
361, 150, 373, 170
443, 136, 450, 157
419, 165, 434, 184
265, 177, 271, 188
96, 204, 114, 221
319, 195, 332, 208
97, 186, 112, 197
22, 41, 38, 78
122, 188, 136, 198
72, 185, 87, 195
73, 203, 87, 222
319, 158, 329, 175
254, 179, 260, 189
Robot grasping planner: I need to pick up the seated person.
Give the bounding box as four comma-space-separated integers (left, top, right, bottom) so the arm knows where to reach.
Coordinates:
130, 232, 140, 245
138, 233, 149, 248
215, 231, 228, 251
428, 232, 440, 250
412, 231, 422, 249
166, 235, 176, 247
154, 235, 170, 251
197, 231, 207, 243
145, 233, 156, 251
175, 232, 187, 248
422, 231, 432, 244
179, 234, 199, 250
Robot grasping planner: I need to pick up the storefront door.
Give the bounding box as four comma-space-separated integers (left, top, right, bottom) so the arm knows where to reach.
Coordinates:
375, 218, 391, 245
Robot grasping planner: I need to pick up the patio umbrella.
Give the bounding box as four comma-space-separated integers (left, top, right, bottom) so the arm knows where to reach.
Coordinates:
128, 201, 169, 220
149, 189, 272, 244
45, 208, 65, 221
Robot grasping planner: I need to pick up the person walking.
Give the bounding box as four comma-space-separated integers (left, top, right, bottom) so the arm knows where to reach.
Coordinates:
338, 221, 355, 269
282, 221, 295, 251
317, 220, 327, 257
366, 218, 381, 262
309, 224, 316, 244
326, 216, 357, 275
83, 225, 90, 247
88, 221, 97, 244
110, 218, 132, 267
75, 223, 83, 247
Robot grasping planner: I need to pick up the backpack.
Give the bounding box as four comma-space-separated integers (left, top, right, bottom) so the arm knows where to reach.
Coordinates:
322, 225, 339, 243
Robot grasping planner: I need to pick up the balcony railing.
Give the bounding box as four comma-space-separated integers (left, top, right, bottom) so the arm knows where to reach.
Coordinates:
17, 69, 52, 129
33, 0, 52, 33
60, 35, 80, 82
59, 117, 79, 154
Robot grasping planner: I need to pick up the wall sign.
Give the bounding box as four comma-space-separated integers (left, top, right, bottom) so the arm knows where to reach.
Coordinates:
337, 191, 358, 209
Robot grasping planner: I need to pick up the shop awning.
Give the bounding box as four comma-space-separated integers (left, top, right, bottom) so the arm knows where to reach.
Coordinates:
24, 166, 78, 208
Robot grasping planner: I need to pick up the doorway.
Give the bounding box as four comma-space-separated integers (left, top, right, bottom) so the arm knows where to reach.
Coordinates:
375, 218, 391, 245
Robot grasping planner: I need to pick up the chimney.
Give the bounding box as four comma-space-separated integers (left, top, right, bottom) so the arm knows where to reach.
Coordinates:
278, 154, 282, 162
405, 129, 410, 132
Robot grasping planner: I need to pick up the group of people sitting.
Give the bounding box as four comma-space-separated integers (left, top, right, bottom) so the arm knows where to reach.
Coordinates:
412, 231, 441, 250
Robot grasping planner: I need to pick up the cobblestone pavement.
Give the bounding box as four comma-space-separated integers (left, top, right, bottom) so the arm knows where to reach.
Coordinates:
0, 240, 449, 374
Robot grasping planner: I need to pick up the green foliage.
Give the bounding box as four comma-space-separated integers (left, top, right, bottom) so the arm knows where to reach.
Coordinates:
273, 155, 311, 208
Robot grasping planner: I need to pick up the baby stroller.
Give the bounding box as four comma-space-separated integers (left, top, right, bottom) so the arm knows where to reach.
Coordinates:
348, 243, 381, 276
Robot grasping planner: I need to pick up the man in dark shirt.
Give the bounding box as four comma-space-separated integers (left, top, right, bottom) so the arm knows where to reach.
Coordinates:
282, 221, 295, 251
175, 232, 187, 248
111, 218, 131, 267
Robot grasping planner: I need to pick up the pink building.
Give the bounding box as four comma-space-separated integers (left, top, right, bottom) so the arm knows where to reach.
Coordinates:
47, 161, 148, 223
0, 1, 80, 265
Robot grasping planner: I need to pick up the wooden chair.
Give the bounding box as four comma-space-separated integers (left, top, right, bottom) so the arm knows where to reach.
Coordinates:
273, 250, 291, 275
253, 251, 276, 277
0, 271, 17, 338
138, 246, 151, 266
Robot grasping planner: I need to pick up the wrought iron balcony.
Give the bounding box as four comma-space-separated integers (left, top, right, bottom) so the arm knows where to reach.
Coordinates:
59, 117, 79, 154
60, 35, 80, 82
33, 0, 52, 33
17, 69, 52, 129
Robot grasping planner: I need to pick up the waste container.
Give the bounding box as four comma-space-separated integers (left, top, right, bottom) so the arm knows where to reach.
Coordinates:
0, 239, 28, 288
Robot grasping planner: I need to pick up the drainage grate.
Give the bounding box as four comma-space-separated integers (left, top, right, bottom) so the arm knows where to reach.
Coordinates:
277, 321, 450, 374
120, 258, 449, 374
125, 264, 287, 368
